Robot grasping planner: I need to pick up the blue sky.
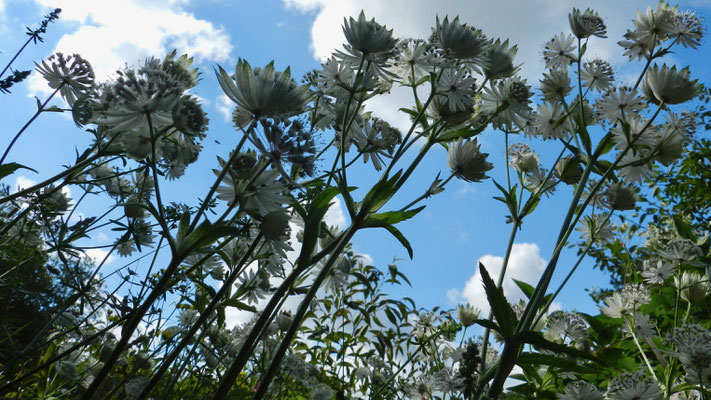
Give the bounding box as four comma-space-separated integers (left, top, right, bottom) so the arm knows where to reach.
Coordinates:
1, 0, 709, 325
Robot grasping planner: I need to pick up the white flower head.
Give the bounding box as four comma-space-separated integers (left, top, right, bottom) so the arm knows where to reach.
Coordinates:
217, 59, 310, 118
446, 138, 493, 183
581, 59, 614, 93
568, 8, 607, 39
35, 52, 94, 105
342, 11, 397, 55
542, 32, 576, 70
641, 259, 675, 284
642, 64, 698, 105
435, 16, 489, 61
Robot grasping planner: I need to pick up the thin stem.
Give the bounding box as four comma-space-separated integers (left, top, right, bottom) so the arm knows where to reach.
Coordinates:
1, 86, 62, 164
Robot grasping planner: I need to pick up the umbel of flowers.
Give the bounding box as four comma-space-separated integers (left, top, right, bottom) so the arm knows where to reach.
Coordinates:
0, 2, 706, 400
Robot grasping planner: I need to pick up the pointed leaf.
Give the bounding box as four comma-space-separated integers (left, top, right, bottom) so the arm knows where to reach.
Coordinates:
479, 262, 516, 340
0, 162, 38, 180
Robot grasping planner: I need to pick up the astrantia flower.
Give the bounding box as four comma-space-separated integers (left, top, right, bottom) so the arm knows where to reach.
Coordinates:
603, 182, 636, 211
36, 53, 94, 105
619, 5, 676, 60
675, 271, 709, 303
482, 39, 518, 80
539, 68, 573, 101
621, 283, 651, 305
446, 138, 493, 183
390, 39, 430, 84
600, 292, 633, 319
606, 371, 663, 400
481, 77, 533, 129
595, 86, 646, 123
178, 309, 199, 327
618, 149, 653, 184
546, 311, 589, 343
641, 259, 675, 284
172, 95, 208, 137
508, 143, 539, 173
651, 123, 686, 165
559, 381, 603, 400
568, 8, 607, 39
543, 32, 576, 69
214, 156, 287, 216
668, 324, 711, 387
524, 167, 556, 196
352, 117, 400, 171
581, 59, 614, 92
669, 10, 703, 49
217, 59, 310, 118
576, 214, 615, 243
658, 238, 703, 263
611, 118, 657, 151
642, 64, 698, 105
624, 312, 656, 339
342, 11, 397, 55
435, 16, 489, 61
531, 103, 570, 140
437, 67, 476, 112
318, 57, 356, 98
456, 303, 479, 327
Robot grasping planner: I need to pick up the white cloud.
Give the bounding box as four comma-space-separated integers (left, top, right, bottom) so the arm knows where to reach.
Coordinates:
449, 243, 547, 314
29, 0, 233, 95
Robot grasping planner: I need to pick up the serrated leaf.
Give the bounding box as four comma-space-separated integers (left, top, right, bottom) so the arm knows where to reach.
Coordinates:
361, 206, 425, 227
479, 262, 516, 340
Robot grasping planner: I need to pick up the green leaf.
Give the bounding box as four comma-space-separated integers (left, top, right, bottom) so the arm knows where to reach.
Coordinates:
513, 279, 535, 299
296, 186, 341, 269
436, 124, 486, 142
175, 212, 191, 244
577, 117, 592, 154
593, 132, 615, 156
43, 105, 64, 112
0, 162, 38, 180
672, 214, 695, 240
178, 220, 240, 255
382, 224, 414, 259
361, 206, 425, 227
221, 298, 257, 313
361, 170, 402, 214
479, 262, 516, 340
517, 353, 597, 373
516, 330, 606, 365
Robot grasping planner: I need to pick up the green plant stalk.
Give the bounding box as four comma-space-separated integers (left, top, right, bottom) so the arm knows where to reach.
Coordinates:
533, 213, 610, 325
249, 225, 358, 400
78, 255, 186, 399
486, 103, 666, 398
0, 316, 125, 395
627, 318, 661, 385
187, 132, 249, 233
147, 115, 176, 254
370, 332, 440, 398
136, 233, 263, 400
0, 148, 106, 206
